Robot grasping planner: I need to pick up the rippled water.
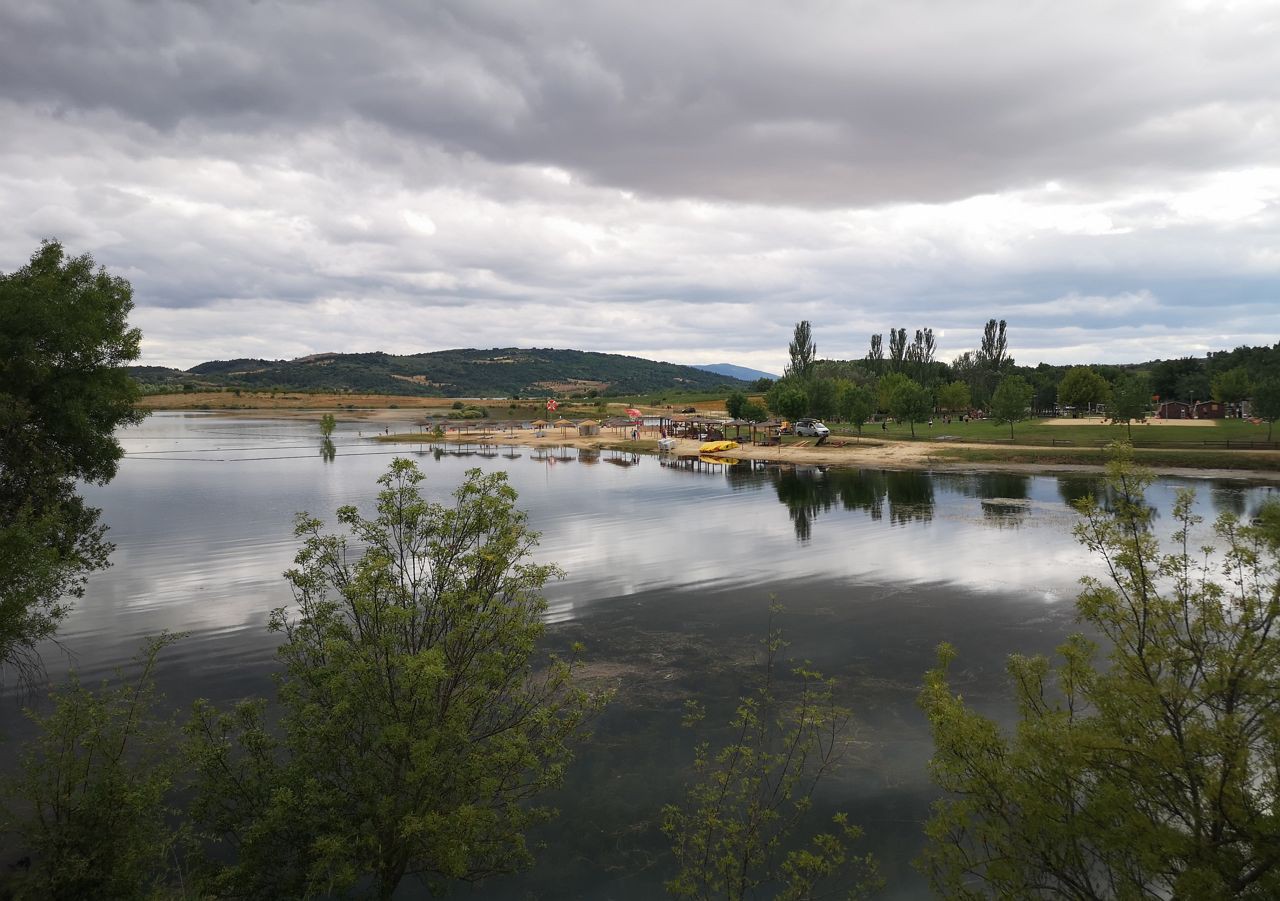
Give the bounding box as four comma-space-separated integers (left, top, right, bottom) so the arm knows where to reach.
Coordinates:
9, 413, 1278, 898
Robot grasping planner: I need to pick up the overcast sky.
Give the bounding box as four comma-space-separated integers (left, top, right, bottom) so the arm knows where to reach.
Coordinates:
3, 0, 1278, 372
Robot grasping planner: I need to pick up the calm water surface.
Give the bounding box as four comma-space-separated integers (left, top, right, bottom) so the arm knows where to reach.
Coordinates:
11, 413, 1279, 898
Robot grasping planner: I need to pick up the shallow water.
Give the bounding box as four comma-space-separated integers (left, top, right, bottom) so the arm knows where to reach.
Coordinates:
8, 413, 1277, 898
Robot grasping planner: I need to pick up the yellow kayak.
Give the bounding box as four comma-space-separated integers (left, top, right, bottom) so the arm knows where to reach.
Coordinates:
699, 440, 739, 454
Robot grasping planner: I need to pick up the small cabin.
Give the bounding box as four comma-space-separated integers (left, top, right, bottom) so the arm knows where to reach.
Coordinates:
1194, 401, 1225, 419
1156, 400, 1192, 419
576, 419, 601, 436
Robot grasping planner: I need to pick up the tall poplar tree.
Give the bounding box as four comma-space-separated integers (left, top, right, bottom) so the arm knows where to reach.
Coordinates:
786, 321, 817, 380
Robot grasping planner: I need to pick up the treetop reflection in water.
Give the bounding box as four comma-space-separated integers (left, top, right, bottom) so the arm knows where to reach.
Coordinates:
771, 467, 936, 540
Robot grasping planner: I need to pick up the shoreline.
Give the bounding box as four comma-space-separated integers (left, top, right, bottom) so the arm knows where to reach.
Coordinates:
373, 428, 1280, 483
141, 405, 1280, 482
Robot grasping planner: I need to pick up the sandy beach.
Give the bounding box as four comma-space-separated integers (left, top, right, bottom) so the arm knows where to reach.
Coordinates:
376, 424, 1280, 482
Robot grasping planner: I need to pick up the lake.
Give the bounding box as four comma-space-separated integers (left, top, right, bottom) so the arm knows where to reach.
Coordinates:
10, 413, 1278, 898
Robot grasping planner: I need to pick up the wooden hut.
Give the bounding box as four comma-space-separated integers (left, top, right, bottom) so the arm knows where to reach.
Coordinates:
1156, 400, 1192, 419
1194, 400, 1225, 419
576, 419, 601, 436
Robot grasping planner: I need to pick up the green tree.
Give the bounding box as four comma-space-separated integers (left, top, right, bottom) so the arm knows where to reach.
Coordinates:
1057, 366, 1111, 413
935, 381, 971, 416
1254, 377, 1280, 441
989, 375, 1033, 440
837, 383, 874, 435
188, 460, 606, 898
906, 328, 937, 385
1151, 357, 1203, 400
726, 390, 748, 420
887, 327, 907, 374
875, 372, 912, 414
2, 634, 187, 898
1109, 373, 1152, 438
889, 379, 932, 437
785, 321, 816, 381
1175, 370, 1212, 403
1212, 366, 1253, 407
662, 610, 879, 900
965, 319, 1011, 405
0, 241, 144, 678
866, 334, 884, 375
976, 318, 1008, 371
740, 401, 769, 423
767, 379, 809, 421
319, 412, 337, 437
806, 377, 837, 420
920, 446, 1280, 898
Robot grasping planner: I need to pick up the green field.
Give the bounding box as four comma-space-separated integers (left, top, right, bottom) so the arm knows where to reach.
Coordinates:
831, 416, 1276, 449
929, 444, 1280, 472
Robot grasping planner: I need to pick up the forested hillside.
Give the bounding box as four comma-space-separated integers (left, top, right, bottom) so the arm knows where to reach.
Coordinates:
132, 348, 749, 397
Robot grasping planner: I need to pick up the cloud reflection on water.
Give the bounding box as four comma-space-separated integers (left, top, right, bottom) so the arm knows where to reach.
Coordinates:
49, 415, 1276, 687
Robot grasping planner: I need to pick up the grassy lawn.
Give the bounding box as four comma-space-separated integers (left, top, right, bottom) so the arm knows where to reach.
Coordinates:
930, 444, 1280, 472
831, 416, 1275, 448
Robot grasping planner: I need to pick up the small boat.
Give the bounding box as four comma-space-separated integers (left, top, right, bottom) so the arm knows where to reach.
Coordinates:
699, 439, 739, 454
658, 437, 678, 452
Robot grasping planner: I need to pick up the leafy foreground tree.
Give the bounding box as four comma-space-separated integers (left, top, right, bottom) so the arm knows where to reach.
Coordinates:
662, 609, 880, 900
1, 634, 188, 899
919, 445, 1280, 899
188, 460, 607, 898
0, 241, 143, 679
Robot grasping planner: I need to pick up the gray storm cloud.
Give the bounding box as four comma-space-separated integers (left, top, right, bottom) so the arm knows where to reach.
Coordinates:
1, 0, 1277, 368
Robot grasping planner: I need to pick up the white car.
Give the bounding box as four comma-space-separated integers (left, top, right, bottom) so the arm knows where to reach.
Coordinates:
794, 419, 830, 438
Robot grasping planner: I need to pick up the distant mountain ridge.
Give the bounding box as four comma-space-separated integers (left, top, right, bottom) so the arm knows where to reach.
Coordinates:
132, 348, 751, 397
694, 362, 779, 382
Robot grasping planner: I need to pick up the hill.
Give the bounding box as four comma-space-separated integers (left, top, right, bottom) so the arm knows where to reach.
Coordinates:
694, 362, 779, 382
132, 348, 750, 397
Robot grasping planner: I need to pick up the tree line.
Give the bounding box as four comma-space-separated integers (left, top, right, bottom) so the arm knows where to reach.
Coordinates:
723, 320, 1280, 440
